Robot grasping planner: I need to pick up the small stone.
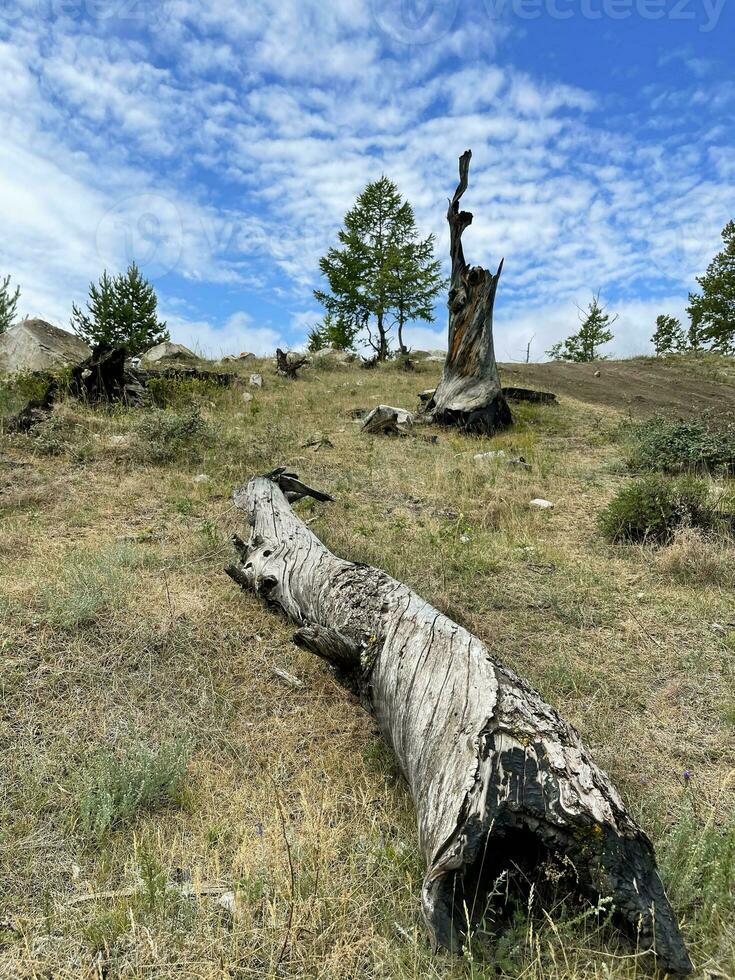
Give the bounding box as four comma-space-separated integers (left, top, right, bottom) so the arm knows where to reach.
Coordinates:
217, 891, 237, 914
242, 391, 253, 403
593, 369, 601, 377
459, 534, 471, 544
249, 374, 263, 388
530, 498, 554, 510
194, 474, 210, 484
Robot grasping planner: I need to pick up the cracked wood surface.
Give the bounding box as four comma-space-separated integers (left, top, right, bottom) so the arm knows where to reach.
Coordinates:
226, 474, 691, 975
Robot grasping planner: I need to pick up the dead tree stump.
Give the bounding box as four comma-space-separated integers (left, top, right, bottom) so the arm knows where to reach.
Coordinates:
426, 150, 512, 435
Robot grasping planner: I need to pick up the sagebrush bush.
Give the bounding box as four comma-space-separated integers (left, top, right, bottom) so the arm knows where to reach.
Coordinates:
657, 527, 735, 586
134, 405, 214, 464
599, 474, 716, 544
42, 544, 141, 628
74, 739, 189, 841
626, 413, 735, 474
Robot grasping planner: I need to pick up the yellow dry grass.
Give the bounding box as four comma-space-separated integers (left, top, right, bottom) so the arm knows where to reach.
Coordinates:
0, 356, 734, 979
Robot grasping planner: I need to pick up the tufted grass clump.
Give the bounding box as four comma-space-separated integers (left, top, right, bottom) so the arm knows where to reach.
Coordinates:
73, 739, 190, 842
625, 413, 735, 475
41, 544, 141, 628
134, 405, 214, 464
599, 474, 718, 544
657, 527, 735, 586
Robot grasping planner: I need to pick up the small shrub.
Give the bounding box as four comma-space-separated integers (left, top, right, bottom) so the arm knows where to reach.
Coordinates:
42, 544, 140, 628
0, 371, 55, 419
657, 527, 735, 586
74, 739, 190, 841
146, 375, 220, 409
134, 405, 214, 464
660, 801, 735, 949
599, 474, 716, 544
625, 413, 735, 475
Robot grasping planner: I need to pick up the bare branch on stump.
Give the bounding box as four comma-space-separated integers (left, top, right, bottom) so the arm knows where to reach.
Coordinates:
427, 151, 512, 435
276, 348, 308, 379
225, 472, 691, 975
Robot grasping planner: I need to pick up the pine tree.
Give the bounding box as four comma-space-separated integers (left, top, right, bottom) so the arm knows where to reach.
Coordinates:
546, 294, 617, 362
307, 312, 359, 352
651, 314, 686, 355
315, 177, 442, 360
0, 274, 20, 333
71, 263, 169, 356
385, 204, 444, 354
687, 220, 735, 354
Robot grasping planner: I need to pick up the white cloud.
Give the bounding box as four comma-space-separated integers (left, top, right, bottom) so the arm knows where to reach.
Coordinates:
166, 311, 283, 358
0, 0, 732, 361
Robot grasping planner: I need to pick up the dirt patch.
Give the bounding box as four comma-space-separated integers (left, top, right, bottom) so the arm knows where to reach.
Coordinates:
500, 357, 735, 418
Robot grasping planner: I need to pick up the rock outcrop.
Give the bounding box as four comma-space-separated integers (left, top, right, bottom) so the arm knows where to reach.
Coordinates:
0, 320, 90, 374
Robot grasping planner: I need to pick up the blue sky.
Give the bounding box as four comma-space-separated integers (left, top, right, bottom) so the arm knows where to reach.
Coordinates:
0, 0, 733, 359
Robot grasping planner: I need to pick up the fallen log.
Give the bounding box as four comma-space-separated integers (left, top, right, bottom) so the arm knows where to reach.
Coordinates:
225, 471, 691, 975
426, 151, 512, 435
502, 386, 557, 404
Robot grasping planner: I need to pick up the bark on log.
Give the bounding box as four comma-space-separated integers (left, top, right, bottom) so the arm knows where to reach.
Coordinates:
503, 386, 557, 404
426, 151, 512, 435
225, 472, 691, 975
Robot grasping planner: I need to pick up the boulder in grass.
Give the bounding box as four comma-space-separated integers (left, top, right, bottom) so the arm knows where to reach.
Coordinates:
139, 341, 198, 369
0, 319, 90, 374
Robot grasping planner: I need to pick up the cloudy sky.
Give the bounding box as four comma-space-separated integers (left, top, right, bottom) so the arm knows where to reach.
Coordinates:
0, 0, 733, 359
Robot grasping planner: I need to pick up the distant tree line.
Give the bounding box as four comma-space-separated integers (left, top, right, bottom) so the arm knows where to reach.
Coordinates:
545, 219, 735, 362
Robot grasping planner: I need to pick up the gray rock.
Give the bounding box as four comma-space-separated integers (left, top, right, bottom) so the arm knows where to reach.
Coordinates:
139, 341, 198, 368
311, 347, 355, 365
530, 498, 554, 510
249, 373, 263, 388
0, 319, 90, 374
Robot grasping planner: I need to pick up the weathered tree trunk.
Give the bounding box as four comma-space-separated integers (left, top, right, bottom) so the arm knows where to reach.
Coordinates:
276, 349, 308, 379
426, 151, 512, 435
226, 472, 691, 975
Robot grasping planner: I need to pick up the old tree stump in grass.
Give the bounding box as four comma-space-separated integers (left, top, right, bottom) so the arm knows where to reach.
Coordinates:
425, 150, 512, 435
226, 471, 691, 974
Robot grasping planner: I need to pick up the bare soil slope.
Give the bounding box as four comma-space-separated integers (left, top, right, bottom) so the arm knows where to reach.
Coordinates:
500, 355, 735, 418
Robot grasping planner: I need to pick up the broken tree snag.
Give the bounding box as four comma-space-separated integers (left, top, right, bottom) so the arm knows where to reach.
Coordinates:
226, 473, 692, 975
361, 405, 415, 435
276, 348, 308, 379
426, 150, 512, 435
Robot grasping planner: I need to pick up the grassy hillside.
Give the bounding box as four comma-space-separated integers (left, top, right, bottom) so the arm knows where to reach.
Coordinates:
1, 356, 734, 979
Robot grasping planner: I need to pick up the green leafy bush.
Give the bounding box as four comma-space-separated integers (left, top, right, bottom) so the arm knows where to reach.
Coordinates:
0, 371, 55, 419
135, 405, 214, 464
74, 739, 189, 841
599, 474, 717, 544
625, 413, 735, 474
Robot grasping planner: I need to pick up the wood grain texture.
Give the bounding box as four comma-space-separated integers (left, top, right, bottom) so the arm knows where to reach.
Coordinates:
226, 473, 691, 975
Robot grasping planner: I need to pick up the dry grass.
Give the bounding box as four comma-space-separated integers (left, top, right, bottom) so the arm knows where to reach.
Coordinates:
1, 357, 734, 978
